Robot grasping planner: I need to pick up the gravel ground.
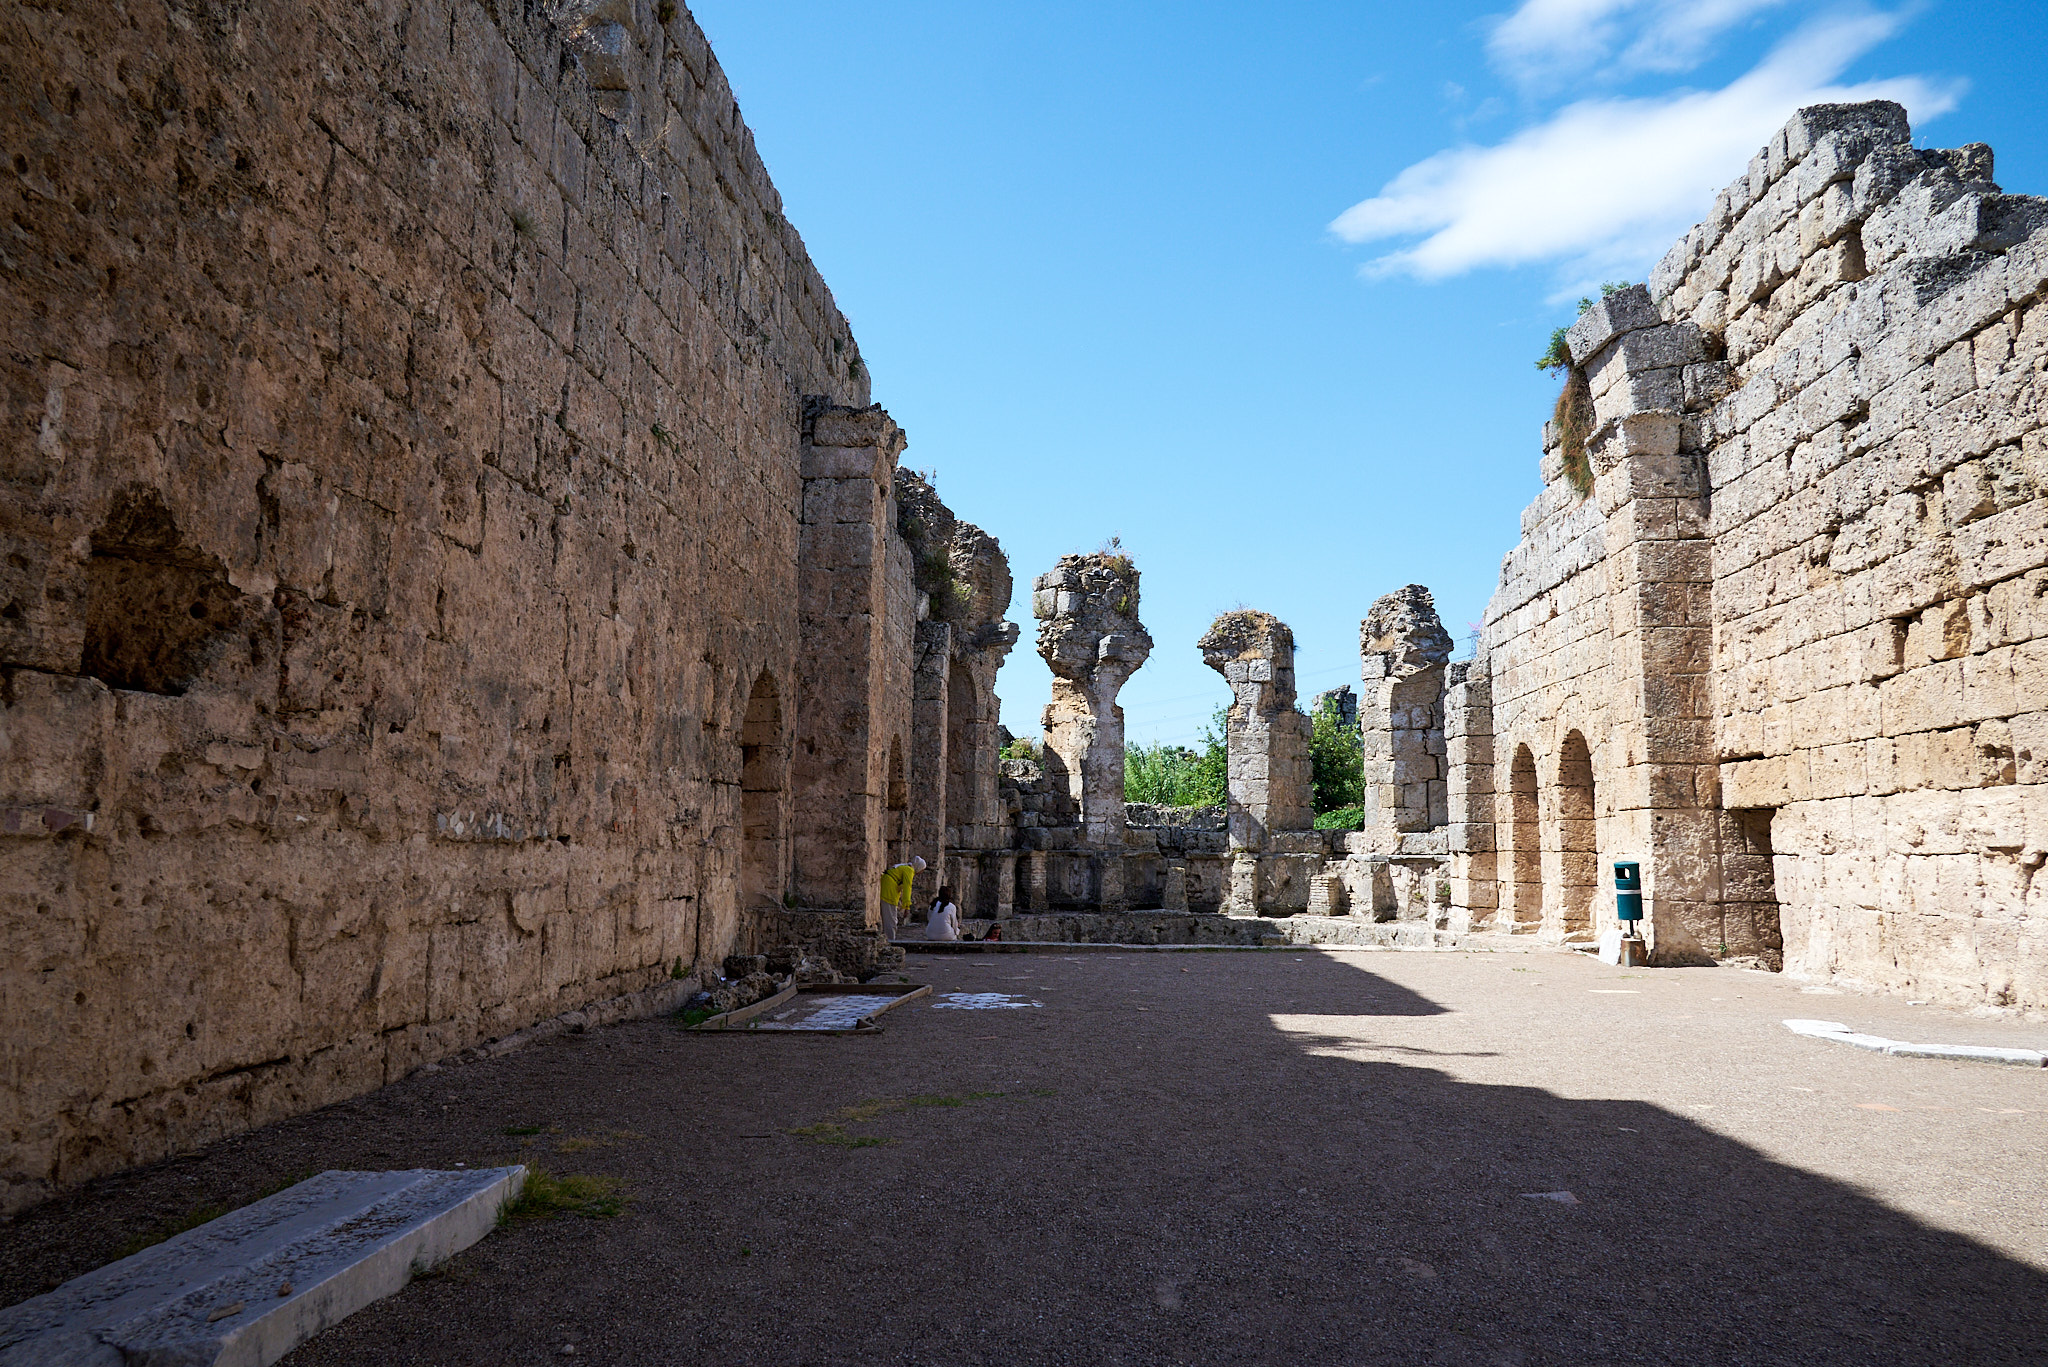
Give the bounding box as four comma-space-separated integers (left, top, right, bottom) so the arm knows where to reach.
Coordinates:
4, 945, 2045, 1366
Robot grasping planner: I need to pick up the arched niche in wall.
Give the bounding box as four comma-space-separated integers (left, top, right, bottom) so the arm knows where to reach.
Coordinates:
1505, 744, 1543, 931
1554, 730, 1598, 935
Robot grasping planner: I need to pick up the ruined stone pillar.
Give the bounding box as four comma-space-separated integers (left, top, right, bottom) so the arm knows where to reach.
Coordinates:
1199, 610, 1314, 851
1359, 586, 1453, 852
992, 852, 1018, 919
1025, 850, 1050, 911
893, 469, 1018, 912
1563, 285, 1721, 964
1226, 851, 1260, 915
1032, 553, 1153, 859
792, 403, 904, 920
1161, 861, 1189, 912
1443, 658, 1498, 930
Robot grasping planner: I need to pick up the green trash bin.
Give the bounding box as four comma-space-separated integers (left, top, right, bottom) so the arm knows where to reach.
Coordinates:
1614, 861, 1642, 923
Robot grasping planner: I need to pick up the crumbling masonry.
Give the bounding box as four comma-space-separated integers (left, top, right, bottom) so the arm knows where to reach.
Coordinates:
986, 103, 2048, 1018
5, 25, 2046, 1225
0, 0, 1014, 1210
1346, 103, 2048, 1011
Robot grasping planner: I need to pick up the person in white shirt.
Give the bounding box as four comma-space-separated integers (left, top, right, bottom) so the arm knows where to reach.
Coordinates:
924, 886, 962, 942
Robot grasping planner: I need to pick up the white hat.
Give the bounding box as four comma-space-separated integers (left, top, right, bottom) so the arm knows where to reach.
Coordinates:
912, 856, 927, 871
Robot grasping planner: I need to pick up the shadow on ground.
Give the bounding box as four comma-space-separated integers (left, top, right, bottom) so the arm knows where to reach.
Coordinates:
1, 951, 2040, 1365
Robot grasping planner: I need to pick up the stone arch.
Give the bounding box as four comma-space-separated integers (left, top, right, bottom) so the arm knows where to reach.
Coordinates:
1553, 729, 1598, 935
740, 671, 789, 913
1504, 744, 1542, 931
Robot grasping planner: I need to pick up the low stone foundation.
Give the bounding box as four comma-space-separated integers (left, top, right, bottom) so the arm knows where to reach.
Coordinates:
756, 909, 905, 982
951, 912, 1459, 950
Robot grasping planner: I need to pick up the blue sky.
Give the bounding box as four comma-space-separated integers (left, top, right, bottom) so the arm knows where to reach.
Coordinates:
688, 0, 2045, 749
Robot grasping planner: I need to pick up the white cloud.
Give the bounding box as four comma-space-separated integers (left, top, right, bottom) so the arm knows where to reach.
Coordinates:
1331, 11, 1961, 288
1489, 0, 1794, 86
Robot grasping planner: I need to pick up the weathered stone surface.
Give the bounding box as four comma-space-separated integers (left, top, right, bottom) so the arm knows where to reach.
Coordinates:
1312, 685, 1359, 732
1458, 102, 2048, 1008
1034, 552, 1152, 900
1357, 587, 1452, 848
0, 1167, 522, 1367
0, 0, 961, 1211
1200, 610, 1313, 855
894, 469, 1017, 914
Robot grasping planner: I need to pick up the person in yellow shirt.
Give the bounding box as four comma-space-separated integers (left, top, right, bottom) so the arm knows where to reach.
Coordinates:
879, 855, 925, 941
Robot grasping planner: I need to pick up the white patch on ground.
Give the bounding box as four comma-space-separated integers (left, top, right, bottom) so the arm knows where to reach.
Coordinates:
1782, 1020, 2047, 1067
931, 993, 1042, 1010
756, 996, 880, 1030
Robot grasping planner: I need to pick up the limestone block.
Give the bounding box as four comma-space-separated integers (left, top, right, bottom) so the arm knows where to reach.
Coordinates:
1566, 285, 1664, 368
810, 408, 904, 453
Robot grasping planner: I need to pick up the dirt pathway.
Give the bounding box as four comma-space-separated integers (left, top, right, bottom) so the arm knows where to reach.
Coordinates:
4, 947, 2044, 1365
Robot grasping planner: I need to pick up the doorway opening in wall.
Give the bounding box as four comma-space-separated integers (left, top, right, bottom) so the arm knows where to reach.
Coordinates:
1724, 808, 1785, 971
740, 672, 788, 913
1506, 745, 1542, 932
1555, 731, 1598, 937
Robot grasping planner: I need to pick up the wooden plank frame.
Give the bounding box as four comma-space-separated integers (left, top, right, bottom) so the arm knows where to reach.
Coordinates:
688, 983, 932, 1033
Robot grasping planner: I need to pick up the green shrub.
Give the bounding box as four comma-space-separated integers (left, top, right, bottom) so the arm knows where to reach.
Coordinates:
1309, 695, 1363, 817
1125, 707, 1226, 807
1313, 806, 1363, 831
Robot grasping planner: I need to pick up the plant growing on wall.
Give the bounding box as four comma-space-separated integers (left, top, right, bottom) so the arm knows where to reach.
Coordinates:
1535, 281, 1630, 374
1553, 370, 1596, 495
1536, 282, 1629, 498
897, 502, 966, 620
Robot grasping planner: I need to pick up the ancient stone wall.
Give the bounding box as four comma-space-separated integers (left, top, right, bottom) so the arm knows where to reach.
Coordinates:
894, 470, 1017, 920
0, 0, 931, 1210
1470, 102, 2048, 1008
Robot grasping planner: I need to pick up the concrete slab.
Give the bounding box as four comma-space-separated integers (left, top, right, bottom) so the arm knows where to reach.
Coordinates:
0, 1167, 523, 1367
1882, 1041, 2048, 1067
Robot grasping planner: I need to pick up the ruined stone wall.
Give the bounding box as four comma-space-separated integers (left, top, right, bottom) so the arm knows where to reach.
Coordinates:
0, 0, 886, 1210
1661, 103, 2048, 1005
894, 469, 1017, 919
1475, 102, 2048, 1008
1475, 330, 1653, 946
